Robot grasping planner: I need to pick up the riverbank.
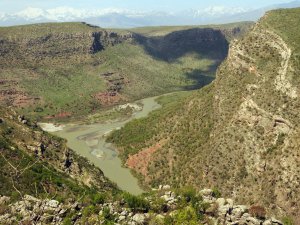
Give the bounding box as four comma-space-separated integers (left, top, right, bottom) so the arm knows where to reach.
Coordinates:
39, 96, 162, 195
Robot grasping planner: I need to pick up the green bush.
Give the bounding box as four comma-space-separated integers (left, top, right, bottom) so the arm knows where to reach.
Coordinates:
123, 192, 150, 212
101, 207, 116, 223
172, 206, 199, 225
282, 216, 294, 225
212, 187, 221, 198
92, 193, 106, 205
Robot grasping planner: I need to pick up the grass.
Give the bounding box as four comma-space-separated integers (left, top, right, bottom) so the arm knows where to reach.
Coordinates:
106, 8, 300, 223
107, 91, 194, 161
0, 22, 103, 38
20, 64, 106, 119
0, 21, 250, 121
95, 43, 216, 99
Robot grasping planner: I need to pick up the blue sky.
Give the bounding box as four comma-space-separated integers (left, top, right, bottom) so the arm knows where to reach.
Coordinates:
0, 0, 293, 13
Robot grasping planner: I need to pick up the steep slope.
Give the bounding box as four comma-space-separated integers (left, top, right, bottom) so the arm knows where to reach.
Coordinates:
108, 8, 300, 223
0, 22, 250, 120
0, 108, 284, 224
0, 106, 116, 193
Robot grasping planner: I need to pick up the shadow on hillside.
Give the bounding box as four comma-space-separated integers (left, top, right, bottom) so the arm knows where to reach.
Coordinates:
133, 28, 229, 62
133, 28, 228, 90
183, 63, 219, 90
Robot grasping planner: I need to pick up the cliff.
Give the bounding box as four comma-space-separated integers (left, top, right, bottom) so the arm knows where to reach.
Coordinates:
0, 22, 249, 119
108, 8, 300, 223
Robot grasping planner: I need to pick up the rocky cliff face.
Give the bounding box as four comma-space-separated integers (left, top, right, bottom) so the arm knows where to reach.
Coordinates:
134, 28, 229, 62
0, 107, 115, 194
0, 28, 133, 66
108, 8, 300, 224
211, 10, 300, 221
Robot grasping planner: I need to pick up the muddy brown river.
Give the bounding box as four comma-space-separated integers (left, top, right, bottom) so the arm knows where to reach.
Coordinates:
40, 96, 161, 195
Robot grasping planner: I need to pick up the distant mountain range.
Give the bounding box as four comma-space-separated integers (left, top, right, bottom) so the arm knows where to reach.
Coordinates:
1, 1, 300, 27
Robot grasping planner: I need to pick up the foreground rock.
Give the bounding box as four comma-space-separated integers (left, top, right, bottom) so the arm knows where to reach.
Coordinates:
0, 188, 283, 225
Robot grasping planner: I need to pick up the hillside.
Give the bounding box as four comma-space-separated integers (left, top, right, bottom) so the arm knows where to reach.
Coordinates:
0, 108, 285, 224
108, 8, 300, 224
0, 22, 251, 120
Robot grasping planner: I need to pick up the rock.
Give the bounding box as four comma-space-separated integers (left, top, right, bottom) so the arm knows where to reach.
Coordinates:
156, 214, 165, 221
216, 198, 226, 207
199, 189, 213, 197
226, 198, 234, 207
0, 196, 10, 205
247, 217, 262, 225
46, 200, 59, 208
132, 214, 145, 224
158, 184, 171, 190
118, 215, 126, 221
206, 203, 218, 216
263, 220, 273, 225
218, 205, 230, 217
161, 185, 171, 190
271, 218, 283, 225
199, 189, 215, 203
230, 205, 248, 221
24, 195, 39, 202
120, 210, 128, 216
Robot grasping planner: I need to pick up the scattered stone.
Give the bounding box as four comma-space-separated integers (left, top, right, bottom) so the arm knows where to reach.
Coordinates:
118, 215, 126, 221
132, 214, 145, 224
0, 196, 10, 205
46, 200, 59, 208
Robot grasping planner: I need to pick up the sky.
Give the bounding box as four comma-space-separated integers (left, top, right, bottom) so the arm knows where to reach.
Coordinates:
0, 0, 293, 13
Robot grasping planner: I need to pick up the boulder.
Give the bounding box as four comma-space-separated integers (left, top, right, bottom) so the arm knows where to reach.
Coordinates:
271, 218, 283, 225
263, 220, 273, 225
199, 189, 213, 197
46, 200, 59, 208
24, 195, 39, 202
226, 198, 234, 208
216, 198, 226, 207
132, 213, 145, 224
118, 215, 126, 222
0, 196, 10, 205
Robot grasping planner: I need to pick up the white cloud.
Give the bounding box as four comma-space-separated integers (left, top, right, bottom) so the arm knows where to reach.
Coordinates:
0, 5, 254, 27
0, 12, 6, 20
45, 7, 88, 21
5, 6, 147, 21
14, 7, 45, 20
193, 6, 249, 17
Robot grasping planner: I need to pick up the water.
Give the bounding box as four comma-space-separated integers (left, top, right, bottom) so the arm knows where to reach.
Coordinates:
53, 96, 161, 195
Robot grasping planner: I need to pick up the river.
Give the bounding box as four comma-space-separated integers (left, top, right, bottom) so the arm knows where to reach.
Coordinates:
39, 96, 161, 195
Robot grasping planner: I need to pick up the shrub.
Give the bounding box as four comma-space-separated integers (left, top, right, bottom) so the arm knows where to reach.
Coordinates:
249, 205, 266, 219
282, 216, 294, 225
212, 187, 221, 198
34, 107, 44, 112
123, 192, 150, 212
173, 206, 198, 225
92, 193, 106, 205
101, 207, 115, 223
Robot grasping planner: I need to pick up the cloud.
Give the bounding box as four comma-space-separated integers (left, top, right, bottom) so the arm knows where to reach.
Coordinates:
193, 6, 249, 17
0, 5, 254, 27
3, 6, 150, 21
14, 7, 44, 20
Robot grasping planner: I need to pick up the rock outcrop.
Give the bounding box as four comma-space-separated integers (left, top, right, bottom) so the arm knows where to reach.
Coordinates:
0, 188, 282, 225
